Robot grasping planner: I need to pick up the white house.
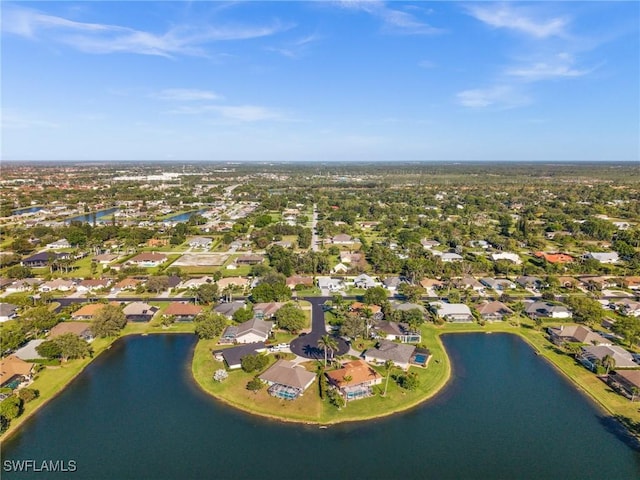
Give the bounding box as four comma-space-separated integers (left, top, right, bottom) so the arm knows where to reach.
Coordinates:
490, 252, 522, 265
45, 239, 71, 249
525, 301, 572, 319
441, 252, 463, 263
234, 318, 273, 344
317, 277, 345, 292
585, 252, 619, 264
430, 302, 473, 322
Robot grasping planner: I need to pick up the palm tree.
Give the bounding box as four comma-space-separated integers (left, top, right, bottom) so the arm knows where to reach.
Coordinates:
318, 335, 338, 367
631, 386, 639, 402
383, 360, 395, 397
602, 354, 615, 375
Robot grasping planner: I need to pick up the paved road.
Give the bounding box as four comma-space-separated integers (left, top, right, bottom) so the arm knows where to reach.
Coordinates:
311, 203, 320, 252
290, 296, 349, 360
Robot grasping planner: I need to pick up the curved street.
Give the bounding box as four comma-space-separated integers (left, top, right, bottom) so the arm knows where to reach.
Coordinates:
290, 296, 350, 360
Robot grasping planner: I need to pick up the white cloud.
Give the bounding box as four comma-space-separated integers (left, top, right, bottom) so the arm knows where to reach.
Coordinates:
337, 0, 443, 35
506, 53, 592, 80
167, 104, 285, 122
265, 32, 322, 58
154, 89, 222, 101
1, 111, 61, 129
465, 3, 568, 38
456, 85, 531, 109
2, 6, 289, 57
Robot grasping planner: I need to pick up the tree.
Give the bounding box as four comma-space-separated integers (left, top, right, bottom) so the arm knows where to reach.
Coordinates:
17, 388, 39, 403
54, 333, 92, 361
241, 354, 269, 373
91, 304, 127, 337
250, 282, 292, 303
397, 371, 419, 391
0, 396, 23, 420
363, 286, 388, 306
631, 386, 640, 403
339, 315, 366, 340
276, 304, 306, 333
565, 296, 604, 325
612, 316, 640, 348
232, 306, 254, 323
36, 340, 63, 359
146, 275, 169, 294
383, 360, 395, 397
398, 284, 425, 303
5, 265, 32, 279
602, 354, 615, 375
246, 376, 264, 394
327, 387, 345, 408
195, 283, 219, 304
0, 323, 27, 353
317, 335, 338, 367
22, 306, 59, 336
194, 312, 227, 339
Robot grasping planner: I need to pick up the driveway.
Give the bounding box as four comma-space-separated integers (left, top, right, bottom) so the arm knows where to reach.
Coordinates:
289, 296, 349, 360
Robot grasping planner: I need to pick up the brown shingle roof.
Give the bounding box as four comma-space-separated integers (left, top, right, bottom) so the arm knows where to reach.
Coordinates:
164, 303, 202, 316
48, 322, 92, 339
326, 360, 381, 387
0, 355, 34, 386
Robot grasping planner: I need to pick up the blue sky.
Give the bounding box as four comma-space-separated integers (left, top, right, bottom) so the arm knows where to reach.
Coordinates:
2, 1, 638, 162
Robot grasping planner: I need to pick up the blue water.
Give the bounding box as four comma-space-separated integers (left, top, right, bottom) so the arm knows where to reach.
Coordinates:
66, 207, 119, 224
2, 333, 639, 479
11, 207, 42, 216
163, 209, 207, 222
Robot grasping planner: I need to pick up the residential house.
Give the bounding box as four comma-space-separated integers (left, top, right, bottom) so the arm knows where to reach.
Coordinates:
188, 237, 213, 249
230, 318, 274, 344
454, 276, 484, 293
93, 253, 118, 265
614, 299, 640, 317
235, 254, 264, 266
363, 340, 416, 370
420, 278, 443, 292
608, 370, 640, 400
286, 276, 314, 290
421, 239, 440, 249
39, 279, 76, 292
113, 277, 143, 292
6, 278, 42, 293
0, 355, 34, 388
77, 278, 111, 293
331, 263, 350, 274
490, 252, 522, 264
578, 345, 637, 371
163, 302, 203, 322
383, 276, 403, 293
71, 302, 119, 320
252, 302, 286, 320
585, 252, 619, 264
430, 302, 474, 323
373, 320, 421, 343
45, 238, 71, 249
326, 360, 382, 401
123, 302, 159, 322
0, 303, 19, 323
317, 277, 345, 292
213, 300, 246, 320
525, 301, 572, 320
332, 234, 355, 245
480, 277, 516, 291
217, 277, 248, 291
0, 278, 14, 291
623, 277, 640, 291
350, 302, 384, 321
21, 252, 68, 268
180, 276, 214, 290
547, 325, 610, 346
147, 238, 169, 248
214, 342, 267, 369
515, 276, 543, 290
129, 252, 167, 267
271, 240, 292, 249
353, 274, 378, 289
390, 302, 426, 315
440, 252, 463, 263
14, 340, 45, 360
259, 359, 317, 400
475, 301, 513, 321
47, 322, 94, 342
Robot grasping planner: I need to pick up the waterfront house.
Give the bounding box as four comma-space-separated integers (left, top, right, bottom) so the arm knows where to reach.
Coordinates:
525, 301, 572, 320
213, 342, 267, 370
71, 303, 118, 320
578, 345, 637, 371
475, 301, 513, 321
0, 303, 19, 323
0, 355, 34, 389
363, 340, 416, 370
47, 322, 94, 342
548, 325, 610, 347
259, 359, 316, 400
123, 302, 159, 322
372, 320, 421, 343
326, 360, 382, 401
608, 370, 640, 401
430, 302, 474, 323
163, 302, 202, 322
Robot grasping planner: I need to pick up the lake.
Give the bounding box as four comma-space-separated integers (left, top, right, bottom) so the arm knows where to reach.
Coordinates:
163, 209, 207, 223
2, 333, 639, 479
65, 207, 119, 224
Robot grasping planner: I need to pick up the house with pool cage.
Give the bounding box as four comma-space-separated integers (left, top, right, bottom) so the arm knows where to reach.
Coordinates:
258, 360, 316, 400
325, 360, 382, 401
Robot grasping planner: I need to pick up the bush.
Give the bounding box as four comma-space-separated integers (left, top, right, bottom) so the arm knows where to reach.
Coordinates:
397, 372, 419, 391
241, 354, 269, 373
17, 388, 39, 403
0, 396, 23, 420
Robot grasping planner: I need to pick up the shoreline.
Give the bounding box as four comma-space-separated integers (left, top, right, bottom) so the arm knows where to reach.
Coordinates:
3, 324, 639, 442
